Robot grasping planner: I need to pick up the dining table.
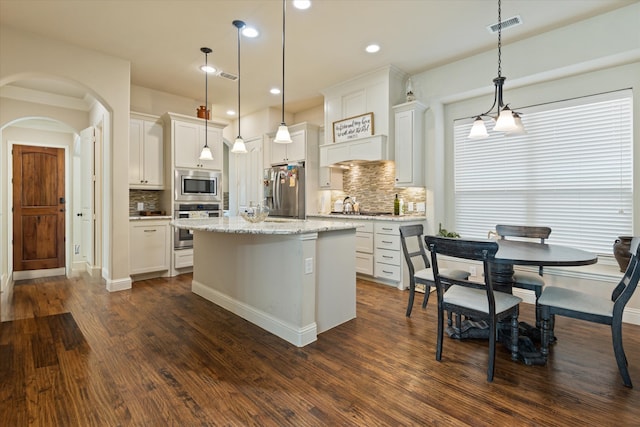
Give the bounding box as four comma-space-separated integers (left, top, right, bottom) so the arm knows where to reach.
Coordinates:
490, 239, 598, 293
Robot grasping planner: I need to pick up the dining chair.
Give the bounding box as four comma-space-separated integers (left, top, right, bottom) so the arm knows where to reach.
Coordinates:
539, 239, 640, 388
425, 236, 522, 382
399, 224, 470, 317
495, 224, 552, 328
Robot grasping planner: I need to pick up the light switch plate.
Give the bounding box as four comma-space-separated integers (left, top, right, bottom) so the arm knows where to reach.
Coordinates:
137, 202, 144, 211
304, 258, 313, 274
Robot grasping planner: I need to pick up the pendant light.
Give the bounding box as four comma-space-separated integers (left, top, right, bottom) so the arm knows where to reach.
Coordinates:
468, 0, 525, 139
231, 20, 248, 154
199, 47, 214, 160
274, 0, 292, 144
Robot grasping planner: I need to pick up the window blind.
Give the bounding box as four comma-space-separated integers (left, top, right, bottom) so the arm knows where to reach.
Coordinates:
454, 90, 633, 255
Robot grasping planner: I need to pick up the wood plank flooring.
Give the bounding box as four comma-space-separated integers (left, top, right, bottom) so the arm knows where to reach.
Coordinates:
1, 273, 638, 426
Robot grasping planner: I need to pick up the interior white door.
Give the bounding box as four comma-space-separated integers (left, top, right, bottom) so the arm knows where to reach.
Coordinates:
80, 127, 95, 268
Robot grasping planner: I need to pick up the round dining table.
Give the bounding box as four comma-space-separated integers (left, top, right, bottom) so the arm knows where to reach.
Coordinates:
490, 239, 598, 293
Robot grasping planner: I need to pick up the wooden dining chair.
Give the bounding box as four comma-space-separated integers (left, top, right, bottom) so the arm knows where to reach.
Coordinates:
399, 224, 470, 317
495, 224, 552, 327
539, 240, 640, 388
425, 236, 522, 382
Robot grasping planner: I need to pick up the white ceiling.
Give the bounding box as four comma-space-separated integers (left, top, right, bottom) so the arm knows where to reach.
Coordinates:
1, 0, 634, 119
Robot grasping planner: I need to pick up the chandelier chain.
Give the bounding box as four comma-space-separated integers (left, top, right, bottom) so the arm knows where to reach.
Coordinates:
497, 0, 502, 78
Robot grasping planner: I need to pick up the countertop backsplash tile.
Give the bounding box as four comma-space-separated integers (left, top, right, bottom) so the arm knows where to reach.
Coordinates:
330, 161, 426, 213
129, 190, 162, 216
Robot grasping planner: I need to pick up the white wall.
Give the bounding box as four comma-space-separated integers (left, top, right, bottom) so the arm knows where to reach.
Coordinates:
0, 26, 132, 291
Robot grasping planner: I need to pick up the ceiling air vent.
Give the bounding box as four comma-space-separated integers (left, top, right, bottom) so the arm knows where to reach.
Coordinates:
217, 70, 238, 81
487, 15, 522, 34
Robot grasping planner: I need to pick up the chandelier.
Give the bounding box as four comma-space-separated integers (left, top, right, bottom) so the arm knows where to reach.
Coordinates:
468, 0, 525, 139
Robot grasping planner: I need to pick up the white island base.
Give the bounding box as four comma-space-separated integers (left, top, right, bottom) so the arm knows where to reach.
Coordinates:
189, 223, 356, 347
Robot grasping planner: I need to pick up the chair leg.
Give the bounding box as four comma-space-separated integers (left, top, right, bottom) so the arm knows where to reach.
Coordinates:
421, 285, 431, 309
612, 319, 633, 388
406, 281, 415, 317
534, 287, 542, 329
436, 302, 444, 361
487, 319, 496, 382
540, 306, 551, 357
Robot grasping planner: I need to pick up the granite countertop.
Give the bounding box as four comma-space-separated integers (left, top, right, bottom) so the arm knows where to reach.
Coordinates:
308, 213, 426, 222
171, 216, 360, 235
129, 215, 172, 220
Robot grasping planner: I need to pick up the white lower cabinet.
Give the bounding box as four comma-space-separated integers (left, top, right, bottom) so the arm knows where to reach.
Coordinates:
374, 222, 402, 283
355, 221, 374, 275
311, 216, 424, 289
130, 219, 170, 276
174, 248, 194, 269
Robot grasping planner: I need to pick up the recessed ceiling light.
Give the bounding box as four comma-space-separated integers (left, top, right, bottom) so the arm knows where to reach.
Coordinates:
242, 27, 259, 38
270, 87, 281, 95
227, 109, 236, 116
200, 65, 216, 73
293, 0, 311, 10
365, 44, 380, 53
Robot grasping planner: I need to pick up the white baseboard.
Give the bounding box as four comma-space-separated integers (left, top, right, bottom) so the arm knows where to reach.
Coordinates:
192, 279, 318, 347
13, 267, 66, 281
106, 276, 132, 292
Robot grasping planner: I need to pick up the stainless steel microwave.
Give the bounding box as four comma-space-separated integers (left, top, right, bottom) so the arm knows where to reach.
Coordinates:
174, 169, 221, 202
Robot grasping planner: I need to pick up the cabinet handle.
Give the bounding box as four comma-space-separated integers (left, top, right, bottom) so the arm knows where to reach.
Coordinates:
144, 229, 157, 232
382, 255, 392, 259
382, 227, 393, 231
382, 240, 393, 244
382, 270, 393, 274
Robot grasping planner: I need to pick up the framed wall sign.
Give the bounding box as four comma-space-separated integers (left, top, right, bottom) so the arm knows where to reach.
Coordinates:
332, 112, 374, 143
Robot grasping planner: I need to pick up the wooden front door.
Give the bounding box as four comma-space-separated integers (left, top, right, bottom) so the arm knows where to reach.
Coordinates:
13, 145, 66, 271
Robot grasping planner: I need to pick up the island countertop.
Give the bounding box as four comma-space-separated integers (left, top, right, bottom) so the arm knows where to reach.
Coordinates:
171, 216, 360, 235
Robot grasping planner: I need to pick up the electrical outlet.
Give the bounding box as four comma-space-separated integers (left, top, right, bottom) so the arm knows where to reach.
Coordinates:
304, 258, 313, 274
137, 202, 144, 211
469, 266, 477, 277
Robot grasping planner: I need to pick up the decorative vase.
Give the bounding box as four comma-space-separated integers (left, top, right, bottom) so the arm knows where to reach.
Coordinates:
197, 105, 210, 120
613, 236, 633, 272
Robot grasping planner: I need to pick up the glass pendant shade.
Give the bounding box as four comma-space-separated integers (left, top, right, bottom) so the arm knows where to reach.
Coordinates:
199, 145, 213, 160
493, 106, 518, 132
506, 113, 526, 135
274, 124, 292, 144
231, 136, 247, 153
468, 117, 489, 139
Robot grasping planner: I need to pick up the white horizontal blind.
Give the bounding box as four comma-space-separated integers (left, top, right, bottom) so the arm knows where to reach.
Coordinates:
454, 90, 633, 255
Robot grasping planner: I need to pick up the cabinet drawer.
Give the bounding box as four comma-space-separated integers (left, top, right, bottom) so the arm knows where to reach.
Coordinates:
375, 222, 400, 235
356, 253, 374, 275
356, 232, 374, 253
355, 221, 374, 233
174, 248, 193, 268
375, 234, 400, 251
374, 262, 401, 281
376, 248, 401, 266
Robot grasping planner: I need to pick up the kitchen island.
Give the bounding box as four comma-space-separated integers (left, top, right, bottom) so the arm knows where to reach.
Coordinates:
171, 217, 359, 347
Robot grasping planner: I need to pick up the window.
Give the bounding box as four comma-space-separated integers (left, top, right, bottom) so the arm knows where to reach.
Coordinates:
454, 90, 633, 255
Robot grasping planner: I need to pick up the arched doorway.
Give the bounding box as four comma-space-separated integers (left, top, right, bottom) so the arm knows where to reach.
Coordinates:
0, 77, 105, 291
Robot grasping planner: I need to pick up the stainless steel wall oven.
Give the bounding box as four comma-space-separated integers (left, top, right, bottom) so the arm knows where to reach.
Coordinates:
174, 203, 221, 249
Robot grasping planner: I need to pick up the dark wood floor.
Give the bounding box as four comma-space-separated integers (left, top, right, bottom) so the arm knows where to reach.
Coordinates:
1, 273, 638, 426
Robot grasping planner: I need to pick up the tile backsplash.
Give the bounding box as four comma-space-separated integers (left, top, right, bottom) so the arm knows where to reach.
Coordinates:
330, 161, 426, 213
129, 190, 163, 215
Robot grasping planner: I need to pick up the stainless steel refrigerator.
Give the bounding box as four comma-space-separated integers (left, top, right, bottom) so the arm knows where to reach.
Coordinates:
264, 163, 305, 219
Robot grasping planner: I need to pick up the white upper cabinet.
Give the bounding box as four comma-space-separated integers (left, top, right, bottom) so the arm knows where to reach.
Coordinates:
393, 101, 426, 187
165, 112, 225, 171
269, 128, 306, 165
129, 113, 164, 189
236, 136, 264, 210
